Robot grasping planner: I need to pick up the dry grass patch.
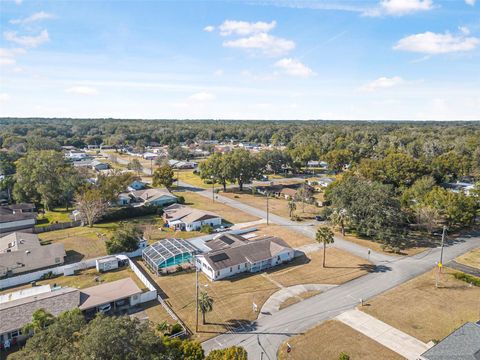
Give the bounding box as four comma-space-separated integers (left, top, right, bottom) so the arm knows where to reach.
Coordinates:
140, 301, 176, 325
0, 267, 146, 295
266, 248, 370, 287
137, 261, 279, 342
278, 290, 323, 310
249, 224, 315, 248
278, 320, 403, 360
221, 191, 319, 221
339, 232, 428, 257
180, 191, 259, 224
362, 267, 480, 343
456, 247, 480, 269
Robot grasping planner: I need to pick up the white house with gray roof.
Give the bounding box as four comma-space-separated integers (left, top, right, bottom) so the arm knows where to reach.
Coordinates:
196, 233, 294, 280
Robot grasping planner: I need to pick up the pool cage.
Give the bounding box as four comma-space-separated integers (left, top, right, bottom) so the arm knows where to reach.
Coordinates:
142, 238, 198, 276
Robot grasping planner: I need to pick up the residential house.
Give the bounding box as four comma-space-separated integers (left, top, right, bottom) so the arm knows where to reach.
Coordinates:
0, 204, 37, 234
196, 233, 294, 280
0, 285, 80, 349
131, 188, 177, 207
280, 188, 297, 200
0, 278, 143, 350
117, 193, 131, 206
0, 232, 66, 277
66, 150, 88, 161
308, 177, 335, 188
127, 180, 147, 191
91, 160, 110, 171
443, 181, 476, 196
420, 322, 480, 360
168, 160, 197, 169
163, 204, 222, 231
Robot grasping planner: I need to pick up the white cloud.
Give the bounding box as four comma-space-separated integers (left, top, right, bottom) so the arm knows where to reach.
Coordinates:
274, 58, 315, 77
189, 92, 216, 101
213, 69, 224, 76
14, 0, 23, 4
364, 0, 434, 16
459, 26, 470, 35
223, 32, 295, 56
394, 31, 480, 54
0, 58, 16, 66
203, 25, 215, 32
65, 86, 99, 95
4, 29, 49, 48
360, 76, 405, 92
219, 20, 276, 36
465, 0, 476, 5
10, 11, 55, 25
0, 93, 11, 102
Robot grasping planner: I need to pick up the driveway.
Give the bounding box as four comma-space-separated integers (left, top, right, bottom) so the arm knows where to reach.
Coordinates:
335, 309, 431, 360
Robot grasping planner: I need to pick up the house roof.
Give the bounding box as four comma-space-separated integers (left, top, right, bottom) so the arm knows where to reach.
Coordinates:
204, 233, 247, 251
421, 322, 480, 360
163, 204, 221, 224
280, 188, 297, 197
202, 236, 292, 271
0, 243, 66, 274
0, 286, 80, 334
0, 232, 40, 252
0, 211, 37, 224
8, 204, 35, 211
133, 188, 176, 203
79, 278, 142, 310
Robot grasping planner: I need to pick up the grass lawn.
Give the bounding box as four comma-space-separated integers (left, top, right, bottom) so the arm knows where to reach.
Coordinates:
338, 232, 429, 257
137, 261, 279, 342
180, 191, 259, 224
456, 247, 480, 269
278, 320, 403, 360
249, 224, 315, 248
35, 208, 72, 227
266, 248, 371, 287
0, 267, 146, 295
361, 267, 480, 343
221, 190, 320, 221
140, 300, 176, 326
278, 290, 322, 310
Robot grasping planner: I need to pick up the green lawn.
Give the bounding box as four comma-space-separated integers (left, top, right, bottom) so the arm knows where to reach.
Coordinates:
35, 208, 72, 226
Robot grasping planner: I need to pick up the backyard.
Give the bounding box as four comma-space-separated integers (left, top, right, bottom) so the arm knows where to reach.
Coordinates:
248, 224, 315, 248
277, 320, 403, 360
0, 267, 146, 295
361, 266, 480, 343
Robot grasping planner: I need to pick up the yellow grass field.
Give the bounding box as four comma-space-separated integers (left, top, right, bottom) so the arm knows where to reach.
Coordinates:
361, 267, 480, 343
278, 320, 403, 360
249, 224, 315, 248
456, 247, 480, 269
180, 191, 259, 224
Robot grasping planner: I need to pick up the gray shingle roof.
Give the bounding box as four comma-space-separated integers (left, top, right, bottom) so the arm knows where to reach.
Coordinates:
421, 322, 480, 360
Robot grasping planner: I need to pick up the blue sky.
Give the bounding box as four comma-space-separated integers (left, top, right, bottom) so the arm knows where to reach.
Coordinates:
0, 0, 479, 120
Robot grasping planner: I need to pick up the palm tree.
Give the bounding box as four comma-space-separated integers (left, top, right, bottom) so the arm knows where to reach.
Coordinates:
315, 226, 334, 268
288, 200, 296, 218
198, 291, 214, 325
23, 309, 55, 335
330, 209, 348, 236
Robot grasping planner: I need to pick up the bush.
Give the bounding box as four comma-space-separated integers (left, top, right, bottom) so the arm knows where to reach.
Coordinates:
177, 196, 185, 204
105, 223, 141, 254
101, 205, 162, 222
200, 224, 213, 234
453, 272, 480, 286
169, 323, 183, 335
338, 352, 350, 360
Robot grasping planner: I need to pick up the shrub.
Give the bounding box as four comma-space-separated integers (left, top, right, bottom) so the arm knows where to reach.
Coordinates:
453, 272, 480, 286
200, 224, 214, 234
101, 205, 162, 222
169, 323, 183, 335
338, 352, 350, 360
177, 196, 185, 204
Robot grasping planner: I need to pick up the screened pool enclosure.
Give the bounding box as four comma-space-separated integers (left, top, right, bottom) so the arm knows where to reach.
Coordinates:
142, 238, 198, 275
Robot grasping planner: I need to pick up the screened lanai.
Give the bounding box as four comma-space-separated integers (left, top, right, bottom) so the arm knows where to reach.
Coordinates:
142, 238, 198, 275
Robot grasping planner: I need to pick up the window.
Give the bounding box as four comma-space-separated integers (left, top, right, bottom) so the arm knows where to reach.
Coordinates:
277, 256, 280, 261
237, 265, 240, 270
230, 267, 232, 272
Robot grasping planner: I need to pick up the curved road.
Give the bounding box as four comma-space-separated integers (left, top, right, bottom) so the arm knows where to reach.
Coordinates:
103, 154, 480, 359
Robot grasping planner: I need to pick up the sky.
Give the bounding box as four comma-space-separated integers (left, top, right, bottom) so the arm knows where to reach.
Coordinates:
0, 0, 479, 120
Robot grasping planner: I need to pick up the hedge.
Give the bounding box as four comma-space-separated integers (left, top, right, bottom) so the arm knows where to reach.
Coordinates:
453, 272, 480, 286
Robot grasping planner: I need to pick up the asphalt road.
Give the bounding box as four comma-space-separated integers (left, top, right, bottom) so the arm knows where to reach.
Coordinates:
184, 183, 480, 359
102, 156, 480, 358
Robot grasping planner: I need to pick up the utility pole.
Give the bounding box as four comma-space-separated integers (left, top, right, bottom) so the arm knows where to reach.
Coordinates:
266, 192, 269, 225
439, 225, 447, 271
195, 260, 199, 332
150, 159, 153, 176
177, 168, 179, 187
212, 177, 215, 202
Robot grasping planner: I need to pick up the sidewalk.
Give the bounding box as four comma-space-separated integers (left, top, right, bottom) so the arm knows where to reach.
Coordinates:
336, 309, 432, 360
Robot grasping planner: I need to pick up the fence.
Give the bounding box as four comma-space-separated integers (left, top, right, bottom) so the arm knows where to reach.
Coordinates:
33, 220, 82, 234
157, 295, 190, 338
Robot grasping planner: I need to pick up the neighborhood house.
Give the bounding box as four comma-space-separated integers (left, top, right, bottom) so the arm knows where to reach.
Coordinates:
0, 204, 37, 235
162, 204, 222, 231
0, 232, 66, 277
196, 233, 294, 280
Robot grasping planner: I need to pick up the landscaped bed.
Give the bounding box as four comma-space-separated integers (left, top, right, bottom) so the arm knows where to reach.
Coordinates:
361, 267, 480, 343
277, 320, 403, 360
